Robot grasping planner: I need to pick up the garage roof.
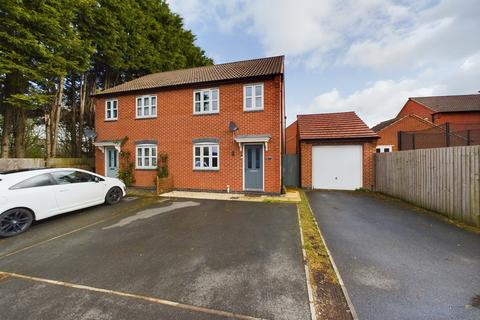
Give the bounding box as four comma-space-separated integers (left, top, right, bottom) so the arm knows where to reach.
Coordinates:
297, 112, 378, 140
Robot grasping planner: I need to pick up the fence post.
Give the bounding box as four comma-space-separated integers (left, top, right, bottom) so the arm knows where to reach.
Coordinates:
398, 131, 402, 151
445, 122, 450, 147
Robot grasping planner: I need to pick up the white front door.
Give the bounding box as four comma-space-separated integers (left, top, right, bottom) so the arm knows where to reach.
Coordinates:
312, 145, 362, 190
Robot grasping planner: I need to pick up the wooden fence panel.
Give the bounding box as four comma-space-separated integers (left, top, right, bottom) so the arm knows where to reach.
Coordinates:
376, 146, 480, 227
0, 158, 44, 171
0, 158, 95, 172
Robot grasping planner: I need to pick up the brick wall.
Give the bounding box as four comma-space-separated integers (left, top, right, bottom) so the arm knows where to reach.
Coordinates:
397, 100, 433, 120
300, 141, 312, 188
377, 115, 436, 151
300, 140, 376, 190
285, 121, 298, 154
433, 112, 480, 125
94, 76, 283, 193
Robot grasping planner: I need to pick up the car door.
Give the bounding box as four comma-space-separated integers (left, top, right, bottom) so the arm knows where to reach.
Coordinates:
8, 173, 59, 220
50, 170, 107, 212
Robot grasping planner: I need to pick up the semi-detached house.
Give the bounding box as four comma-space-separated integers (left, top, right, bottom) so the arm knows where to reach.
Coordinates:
92, 56, 285, 194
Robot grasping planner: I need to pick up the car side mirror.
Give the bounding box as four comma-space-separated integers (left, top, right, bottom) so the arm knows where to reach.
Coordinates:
94, 177, 100, 183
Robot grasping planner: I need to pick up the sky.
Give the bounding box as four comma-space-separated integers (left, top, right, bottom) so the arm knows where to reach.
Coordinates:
167, 0, 480, 127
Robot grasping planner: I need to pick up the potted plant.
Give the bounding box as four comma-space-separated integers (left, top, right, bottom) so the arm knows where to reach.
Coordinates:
156, 152, 173, 194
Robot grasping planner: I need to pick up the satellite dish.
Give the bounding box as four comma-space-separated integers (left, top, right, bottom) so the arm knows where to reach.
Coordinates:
84, 127, 97, 139
228, 121, 238, 132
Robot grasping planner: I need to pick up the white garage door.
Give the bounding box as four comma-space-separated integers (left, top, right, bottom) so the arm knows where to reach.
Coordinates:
312, 145, 362, 190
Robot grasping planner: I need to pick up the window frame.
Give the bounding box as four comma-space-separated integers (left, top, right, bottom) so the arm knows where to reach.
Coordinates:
136, 144, 157, 170
243, 83, 264, 111
105, 99, 118, 121
376, 145, 393, 153
193, 88, 219, 115
135, 95, 157, 119
193, 143, 220, 171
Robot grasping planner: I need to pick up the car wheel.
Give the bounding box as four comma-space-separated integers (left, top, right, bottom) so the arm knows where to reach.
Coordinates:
105, 187, 123, 205
0, 208, 34, 237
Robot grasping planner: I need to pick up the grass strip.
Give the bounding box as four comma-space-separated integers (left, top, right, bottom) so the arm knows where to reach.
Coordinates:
297, 189, 353, 320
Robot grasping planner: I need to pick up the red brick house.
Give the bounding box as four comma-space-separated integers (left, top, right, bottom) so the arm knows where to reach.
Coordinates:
287, 112, 378, 190
398, 94, 480, 125
92, 56, 285, 194
372, 94, 480, 151
371, 114, 437, 152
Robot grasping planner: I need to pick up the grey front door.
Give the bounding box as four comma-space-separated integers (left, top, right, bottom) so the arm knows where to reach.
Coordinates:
105, 147, 119, 178
244, 144, 263, 191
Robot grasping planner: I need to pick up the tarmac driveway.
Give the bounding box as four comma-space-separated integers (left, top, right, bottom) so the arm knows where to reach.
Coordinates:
308, 191, 480, 320
0, 198, 310, 320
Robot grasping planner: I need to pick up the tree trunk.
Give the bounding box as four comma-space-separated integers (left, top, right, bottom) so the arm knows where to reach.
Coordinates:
77, 73, 87, 157
1, 106, 13, 158
14, 108, 26, 158
51, 77, 64, 158
45, 113, 51, 158
70, 76, 77, 157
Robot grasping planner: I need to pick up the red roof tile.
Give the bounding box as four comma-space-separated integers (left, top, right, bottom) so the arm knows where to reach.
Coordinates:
297, 112, 378, 140
93, 56, 284, 96
410, 94, 480, 113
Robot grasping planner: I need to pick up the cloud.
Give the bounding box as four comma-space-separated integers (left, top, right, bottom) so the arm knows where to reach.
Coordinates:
345, 0, 480, 70
168, 0, 480, 70
288, 79, 439, 127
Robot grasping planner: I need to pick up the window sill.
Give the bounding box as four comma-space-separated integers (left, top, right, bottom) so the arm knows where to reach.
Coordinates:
243, 108, 264, 112
104, 119, 118, 122
135, 116, 157, 120
193, 168, 219, 172
193, 112, 220, 116
135, 168, 157, 171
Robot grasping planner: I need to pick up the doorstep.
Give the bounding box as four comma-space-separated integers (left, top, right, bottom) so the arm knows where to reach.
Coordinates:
160, 189, 301, 203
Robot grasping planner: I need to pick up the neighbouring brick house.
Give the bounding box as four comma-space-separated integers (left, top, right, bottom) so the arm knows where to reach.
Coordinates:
92, 56, 285, 194
371, 114, 437, 152
372, 94, 480, 150
398, 94, 480, 125
286, 112, 378, 190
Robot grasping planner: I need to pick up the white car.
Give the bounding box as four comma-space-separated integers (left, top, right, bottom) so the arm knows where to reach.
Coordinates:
0, 168, 127, 237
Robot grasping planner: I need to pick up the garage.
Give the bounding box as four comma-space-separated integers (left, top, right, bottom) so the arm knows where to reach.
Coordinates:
288, 112, 379, 190
312, 145, 362, 190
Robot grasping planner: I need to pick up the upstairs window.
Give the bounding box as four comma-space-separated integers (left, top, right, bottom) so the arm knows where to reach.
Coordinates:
244, 83, 263, 111
136, 145, 157, 169
136, 95, 157, 118
193, 144, 219, 170
105, 99, 118, 120
194, 88, 219, 114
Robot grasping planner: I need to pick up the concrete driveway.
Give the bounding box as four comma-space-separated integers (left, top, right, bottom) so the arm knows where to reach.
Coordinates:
0, 197, 310, 320
308, 191, 480, 320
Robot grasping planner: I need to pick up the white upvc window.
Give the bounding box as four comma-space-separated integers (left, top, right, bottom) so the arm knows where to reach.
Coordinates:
376, 145, 393, 153
244, 83, 263, 111
136, 144, 157, 169
193, 143, 219, 170
136, 95, 157, 118
193, 88, 219, 114
105, 99, 118, 120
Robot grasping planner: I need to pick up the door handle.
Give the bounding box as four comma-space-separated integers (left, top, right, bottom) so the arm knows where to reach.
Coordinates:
59, 189, 69, 192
